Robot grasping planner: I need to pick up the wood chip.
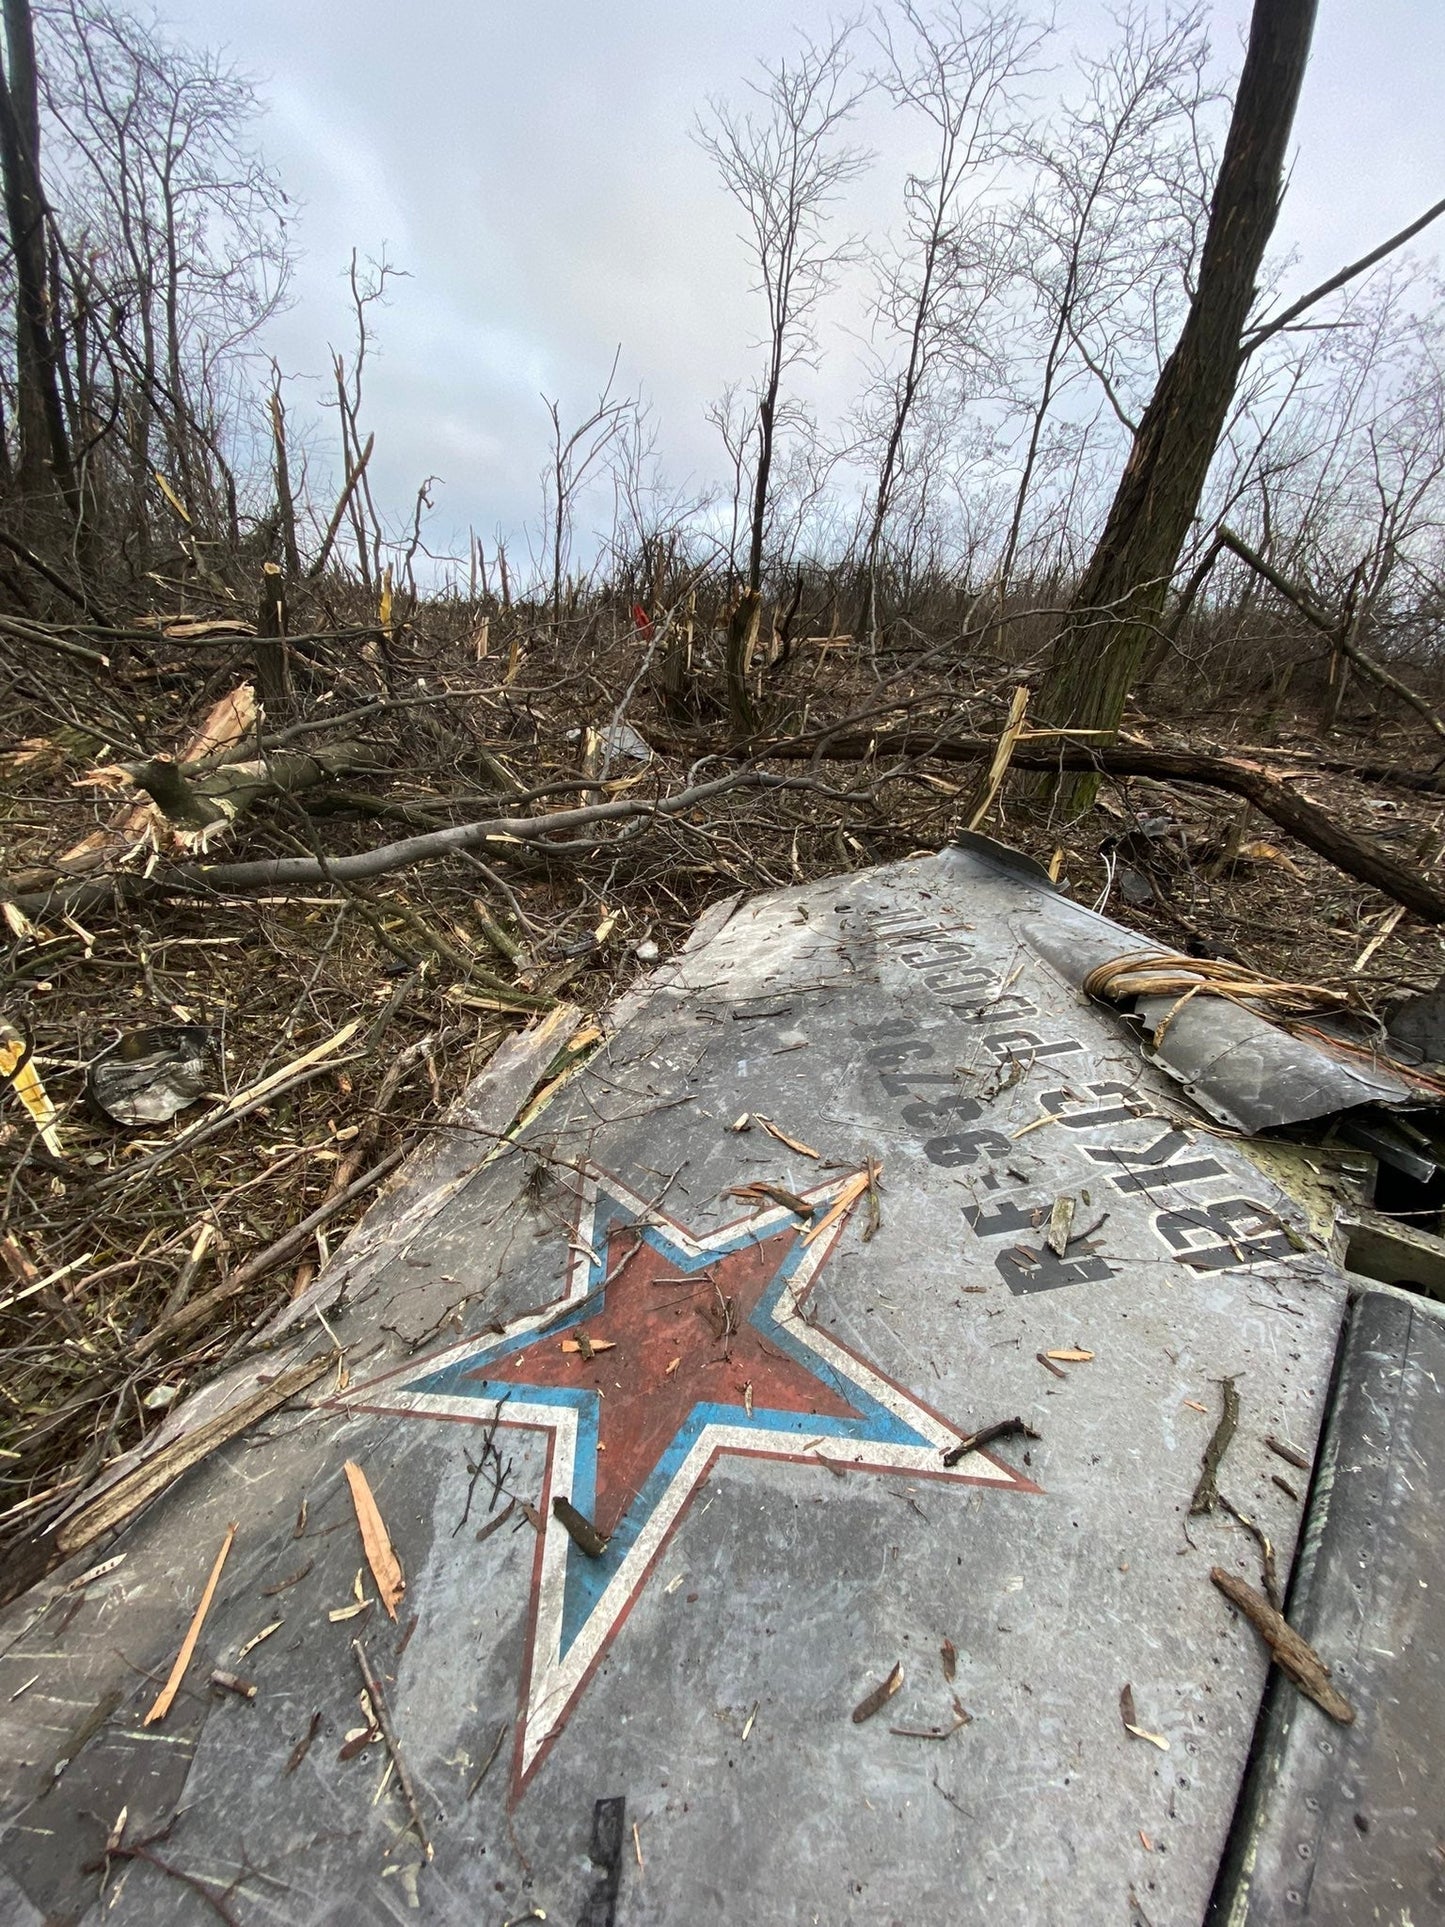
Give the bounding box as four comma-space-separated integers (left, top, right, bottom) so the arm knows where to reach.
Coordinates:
1046, 1348, 1094, 1363
1210, 1566, 1355, 1724
343, 1460, 405, 1620
754, 1115, 819, 1159
562, 1337, 616, 1354
210, 1669, 257, 1700
851, 1662, 903, 1724
144, 1522, 236, 1726
940, 1638, 957, 1683
1045, 1195, 1075, 1257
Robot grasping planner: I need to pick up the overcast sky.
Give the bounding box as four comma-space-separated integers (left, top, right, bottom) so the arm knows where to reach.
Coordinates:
162, 0, 1444, 582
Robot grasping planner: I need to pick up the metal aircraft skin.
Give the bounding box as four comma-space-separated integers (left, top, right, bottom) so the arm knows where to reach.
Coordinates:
1, 838, 1437, 1926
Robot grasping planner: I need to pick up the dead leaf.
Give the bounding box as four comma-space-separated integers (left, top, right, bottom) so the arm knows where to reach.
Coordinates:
343, 1461, 405, 1620
851, 1661, 903, 1724
144, 1523, 236, 1725
553, 1496, 608, 1557
1120, 1681, 1169, 1748
941, 1638, 957, 1683
1238, 838, 1305, 878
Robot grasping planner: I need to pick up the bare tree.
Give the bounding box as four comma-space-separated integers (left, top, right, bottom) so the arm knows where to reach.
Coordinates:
997, 4, 1216, 598
0, 0, 73, 515
540, 347, 635, 623
856, 0, 1042, 645
32, 0, 290, 558
697, 22, 870, 728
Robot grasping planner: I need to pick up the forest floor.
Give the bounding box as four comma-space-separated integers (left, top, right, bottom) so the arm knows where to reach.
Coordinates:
3, 601, 1442, 1565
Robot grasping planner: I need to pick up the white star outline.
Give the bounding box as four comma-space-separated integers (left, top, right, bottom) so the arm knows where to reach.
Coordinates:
343, 1164, 1036, 1790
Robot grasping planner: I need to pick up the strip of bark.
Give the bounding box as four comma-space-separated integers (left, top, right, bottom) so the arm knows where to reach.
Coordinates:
1189, 1376, 1239, 1515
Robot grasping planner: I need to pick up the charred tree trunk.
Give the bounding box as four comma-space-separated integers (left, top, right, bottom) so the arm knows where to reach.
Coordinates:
1031, 0, 1318, 810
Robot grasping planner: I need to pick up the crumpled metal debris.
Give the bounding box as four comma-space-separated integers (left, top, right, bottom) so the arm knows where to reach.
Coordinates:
86, 1025, 213, 1126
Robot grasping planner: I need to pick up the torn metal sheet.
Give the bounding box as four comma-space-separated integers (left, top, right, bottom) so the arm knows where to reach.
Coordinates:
0, 841, 1381, 1924
955, 833, 1426, 1131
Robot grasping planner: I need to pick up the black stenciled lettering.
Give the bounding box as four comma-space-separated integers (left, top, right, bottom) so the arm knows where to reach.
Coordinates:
901, 1093, 983, 1132
878, 1071, 961, 1096
998, 1247, 1116, 1295
1087, 1128, 1225, 1193
851, 1017, 917, 1042
866, 1039, 936, 1072
1039, 1082, 1142, 1129
1155, 1199, 1294, 1270
900, 940, 977, 967
982, 1028, 1085, 1064
964, 1197, 1039, 1239
925, 1129, 1011, 1169
922, 968, 994, 995
957, 993, 1038, 1023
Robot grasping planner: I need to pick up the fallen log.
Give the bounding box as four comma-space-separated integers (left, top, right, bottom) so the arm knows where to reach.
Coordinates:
754, 731, 1445, 922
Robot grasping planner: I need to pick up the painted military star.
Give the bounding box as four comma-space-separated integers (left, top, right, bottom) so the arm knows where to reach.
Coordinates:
346, 1165, 1036, 1788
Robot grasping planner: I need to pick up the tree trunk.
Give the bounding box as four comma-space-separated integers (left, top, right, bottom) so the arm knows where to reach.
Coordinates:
0, 0, 75, 516
1031, 0, 1318, 810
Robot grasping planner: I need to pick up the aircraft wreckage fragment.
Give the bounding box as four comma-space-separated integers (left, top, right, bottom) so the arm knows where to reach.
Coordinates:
2, 834, 1442, 1926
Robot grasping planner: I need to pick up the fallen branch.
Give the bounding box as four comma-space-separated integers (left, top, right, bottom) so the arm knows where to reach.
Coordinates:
354, 1636, 433, 1858
7, 768, 825, 916
1188, 1376, 1239, 1515
134, 1147, 406, 1355
0, 1354, 331, 1601
1210, 1566, 1355, 1724
755, 731, 1445, 921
